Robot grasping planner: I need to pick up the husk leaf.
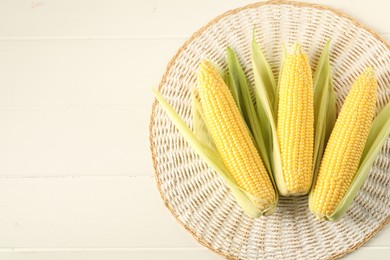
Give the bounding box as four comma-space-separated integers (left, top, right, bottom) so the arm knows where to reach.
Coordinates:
251, 35, 285, 195
312, 39, 337, 185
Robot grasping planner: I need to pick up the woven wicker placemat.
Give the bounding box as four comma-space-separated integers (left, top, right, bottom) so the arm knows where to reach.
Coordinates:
149, 1, 390, 259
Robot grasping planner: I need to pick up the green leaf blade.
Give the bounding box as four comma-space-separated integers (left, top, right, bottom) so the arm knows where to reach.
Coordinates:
312, 39, 336, 185
251, 37, 285, 195
191, 88, 216, 150
251, 35, 277, 116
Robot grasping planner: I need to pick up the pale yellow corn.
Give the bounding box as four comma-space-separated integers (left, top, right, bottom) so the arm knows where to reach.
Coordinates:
197, 61, 276, 209
309, 67, 377, 219
277, 44, 314, 195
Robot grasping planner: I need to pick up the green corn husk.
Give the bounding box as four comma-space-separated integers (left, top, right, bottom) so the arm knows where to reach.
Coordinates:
225, 47, 272, 175
251, 37, 284, 195
153, 88, 277, 217
312, 39, 337, 185
223, 70, 241, 114
252, 32, 278, 115
191, 88, 215, 150
327, 101, 390, 221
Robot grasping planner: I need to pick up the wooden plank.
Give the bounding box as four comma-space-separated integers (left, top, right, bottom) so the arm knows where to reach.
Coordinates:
0, 249, 222, 260
0, 0, 388, 38
0, 107, 153, 176
343, 248, 390, 259
0, 39, 183, 107
0, 177, 201, 248
0, 177, 389, 249
1, 248, 390, 260
0, 0, 247, 38
1, 247, 390, 260
0, 37, 387, 108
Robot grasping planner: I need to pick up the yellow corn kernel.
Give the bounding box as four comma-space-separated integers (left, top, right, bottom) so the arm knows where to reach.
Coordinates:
197, 61, 276, 209
309, 67, 378, 220
276, 43, 314, 195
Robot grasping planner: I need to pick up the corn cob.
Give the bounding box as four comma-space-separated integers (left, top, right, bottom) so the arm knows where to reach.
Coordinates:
197, 61, 276, 209
309, 67, 377, 220
276, 43, 314, 196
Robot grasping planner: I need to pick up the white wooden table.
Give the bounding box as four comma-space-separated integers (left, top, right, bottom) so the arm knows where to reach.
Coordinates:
0, 1, 389, 259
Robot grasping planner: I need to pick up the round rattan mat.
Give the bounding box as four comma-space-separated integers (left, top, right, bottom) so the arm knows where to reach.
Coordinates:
149, 1, 390, 259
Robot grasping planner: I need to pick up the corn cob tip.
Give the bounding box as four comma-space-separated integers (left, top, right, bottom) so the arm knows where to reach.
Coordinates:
197, 61, 213, 87
198, 60, 210, 74
291, 42, 302, 54
198, 60, 223, 84
362, 66, 375, 78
